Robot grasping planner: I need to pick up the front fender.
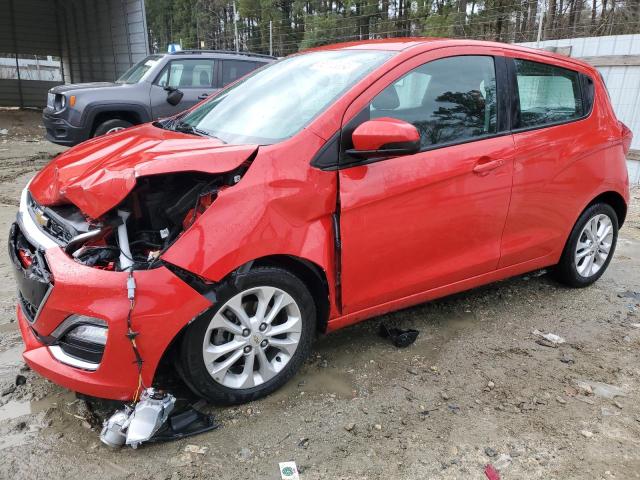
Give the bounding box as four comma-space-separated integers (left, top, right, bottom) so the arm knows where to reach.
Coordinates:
160, 131, 339, 308
82, 102, 153, 131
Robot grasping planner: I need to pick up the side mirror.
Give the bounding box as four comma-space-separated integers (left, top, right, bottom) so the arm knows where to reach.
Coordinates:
165, 86, 184, 106
347, 118, 420, 159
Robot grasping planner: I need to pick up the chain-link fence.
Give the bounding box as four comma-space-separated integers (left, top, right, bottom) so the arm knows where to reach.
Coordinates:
147, 0, 640, 57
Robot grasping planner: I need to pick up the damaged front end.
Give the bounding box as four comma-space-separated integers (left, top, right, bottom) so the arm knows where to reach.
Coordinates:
58, 169, 247, 272
12, 131, 259, 401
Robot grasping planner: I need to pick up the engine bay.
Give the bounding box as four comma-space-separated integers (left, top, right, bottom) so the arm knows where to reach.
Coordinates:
55, 169, 245, 271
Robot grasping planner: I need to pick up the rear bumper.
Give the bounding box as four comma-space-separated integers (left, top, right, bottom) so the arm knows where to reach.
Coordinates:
42, 110, 88, 146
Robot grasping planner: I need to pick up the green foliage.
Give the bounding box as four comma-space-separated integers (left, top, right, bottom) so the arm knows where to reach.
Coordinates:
145, 0, 637, 55
300, 14, 345, 49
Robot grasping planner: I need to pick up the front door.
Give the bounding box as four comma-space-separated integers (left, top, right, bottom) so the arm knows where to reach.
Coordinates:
150, 58, 218, 119
338, 54, 515, 314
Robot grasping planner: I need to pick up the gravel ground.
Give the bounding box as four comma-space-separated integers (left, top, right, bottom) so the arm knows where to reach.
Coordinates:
0, 110, 639, 479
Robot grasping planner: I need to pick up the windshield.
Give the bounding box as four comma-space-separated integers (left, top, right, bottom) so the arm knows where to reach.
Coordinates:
177, 50, 393, 144
117, 55, 163, 84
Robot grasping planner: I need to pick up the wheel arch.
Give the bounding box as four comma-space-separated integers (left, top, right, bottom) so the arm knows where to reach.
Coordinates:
247, 254, 331, 334
152, 254, 331, 388
557, 189, 627, 264
83, 103, 152, 136
587, 190, 627, 227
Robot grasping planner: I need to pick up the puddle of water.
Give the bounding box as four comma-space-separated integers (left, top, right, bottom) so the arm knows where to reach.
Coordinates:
0, 391, 76, 423
268, 368, 356, 404
432, 311, 477, 341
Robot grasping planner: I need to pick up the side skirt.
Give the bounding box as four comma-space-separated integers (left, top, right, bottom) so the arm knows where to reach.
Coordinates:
326, 252, 560, 332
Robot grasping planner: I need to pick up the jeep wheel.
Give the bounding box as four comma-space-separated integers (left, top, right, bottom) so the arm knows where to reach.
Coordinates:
93, 119, 133, 137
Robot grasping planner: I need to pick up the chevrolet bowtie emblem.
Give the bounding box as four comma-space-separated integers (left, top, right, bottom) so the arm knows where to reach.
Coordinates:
34, 209, 49, 227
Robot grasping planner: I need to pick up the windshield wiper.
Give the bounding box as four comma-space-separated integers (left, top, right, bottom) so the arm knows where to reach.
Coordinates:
172, 121, 211, 138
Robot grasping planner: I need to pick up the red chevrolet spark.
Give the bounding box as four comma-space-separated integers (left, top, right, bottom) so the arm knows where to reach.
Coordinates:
11, 38, 631, 404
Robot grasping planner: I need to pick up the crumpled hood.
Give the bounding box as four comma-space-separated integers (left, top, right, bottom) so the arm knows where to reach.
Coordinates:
30, 123, 258, 219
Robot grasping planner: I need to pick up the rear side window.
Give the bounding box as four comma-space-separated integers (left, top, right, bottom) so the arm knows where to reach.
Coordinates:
221, 60, 260, 87
514, 59, 584, 129
369, 55, 498, 148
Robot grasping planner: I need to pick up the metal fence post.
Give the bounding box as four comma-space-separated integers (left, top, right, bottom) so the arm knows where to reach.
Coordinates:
8, 0, 24, 108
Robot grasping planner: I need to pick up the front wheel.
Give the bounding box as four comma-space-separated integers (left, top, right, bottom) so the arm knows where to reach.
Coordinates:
553, 203, 618, 288
93, 118, 133, 137
178, 267, 316, 404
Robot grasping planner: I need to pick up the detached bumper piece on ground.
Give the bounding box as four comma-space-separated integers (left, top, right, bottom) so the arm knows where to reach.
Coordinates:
100, 388, 218, 448
379, 323, 420, 348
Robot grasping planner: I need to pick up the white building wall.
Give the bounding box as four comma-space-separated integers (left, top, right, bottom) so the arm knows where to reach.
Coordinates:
519, 35, 640, 184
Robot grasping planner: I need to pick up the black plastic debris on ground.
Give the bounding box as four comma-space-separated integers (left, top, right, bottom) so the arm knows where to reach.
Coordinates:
379, 324, 419, 348
147, 405, 219, 443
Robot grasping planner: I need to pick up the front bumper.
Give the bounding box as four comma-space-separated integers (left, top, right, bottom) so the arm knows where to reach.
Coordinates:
42, 109, 88, 146
12, 190, 212, 400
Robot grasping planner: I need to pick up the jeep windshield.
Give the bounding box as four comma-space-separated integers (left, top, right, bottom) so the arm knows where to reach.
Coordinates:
175, 50, 393, 145
117, 55, 163, 84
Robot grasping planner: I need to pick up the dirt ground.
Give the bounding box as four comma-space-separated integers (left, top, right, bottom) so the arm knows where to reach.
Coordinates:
0, 109, 639, 480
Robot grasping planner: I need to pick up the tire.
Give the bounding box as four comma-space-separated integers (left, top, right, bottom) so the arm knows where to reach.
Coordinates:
178, 267, 316, 404
552, 202, 618, 288
92, 119, 133, 137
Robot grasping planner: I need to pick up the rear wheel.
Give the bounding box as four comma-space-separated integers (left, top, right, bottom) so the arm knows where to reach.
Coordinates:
553, 203, 618, 288
93, 119, 132, 137
178, 267, 316, 404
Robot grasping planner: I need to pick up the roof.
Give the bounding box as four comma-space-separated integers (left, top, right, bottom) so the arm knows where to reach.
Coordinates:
301, 38, 449, 52
168, 50, 276, 61
299, 37, 598, 71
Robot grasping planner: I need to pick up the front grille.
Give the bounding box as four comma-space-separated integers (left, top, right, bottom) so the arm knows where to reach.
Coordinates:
42, 213, 73, 243
27, 194, 71, 244
19, 292, 38, 322
10, 223, 53, 324
27, 193, 94, 245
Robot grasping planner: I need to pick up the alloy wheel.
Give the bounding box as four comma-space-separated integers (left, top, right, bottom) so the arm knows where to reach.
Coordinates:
201, 286, 302, 389
574, 213, 614, 278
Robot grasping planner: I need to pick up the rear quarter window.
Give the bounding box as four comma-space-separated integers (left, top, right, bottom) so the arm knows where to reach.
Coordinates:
221, 60, 261, 87
514, 59, 585, 129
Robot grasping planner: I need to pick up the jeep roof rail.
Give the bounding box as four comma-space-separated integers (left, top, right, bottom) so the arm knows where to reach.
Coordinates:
169, 49, 276, 60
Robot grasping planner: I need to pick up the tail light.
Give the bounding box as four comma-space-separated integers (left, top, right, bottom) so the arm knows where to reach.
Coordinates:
620, 121, 633, 155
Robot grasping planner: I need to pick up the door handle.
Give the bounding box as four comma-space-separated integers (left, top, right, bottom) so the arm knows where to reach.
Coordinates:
198, 93, 209, 100
473, 158, 504, 175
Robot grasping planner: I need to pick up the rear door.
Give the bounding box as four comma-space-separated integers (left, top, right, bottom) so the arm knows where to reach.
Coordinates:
150, 58, 217, 118
338, 50, 516, 314
498, 56, 598, 267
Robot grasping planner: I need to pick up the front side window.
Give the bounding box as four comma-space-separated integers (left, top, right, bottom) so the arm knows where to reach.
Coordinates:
369, 55, 498, 148
156, 59, 215, 88
117, 55, 163, 84
514, 59, 584, 129
178, 50, 393, 145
